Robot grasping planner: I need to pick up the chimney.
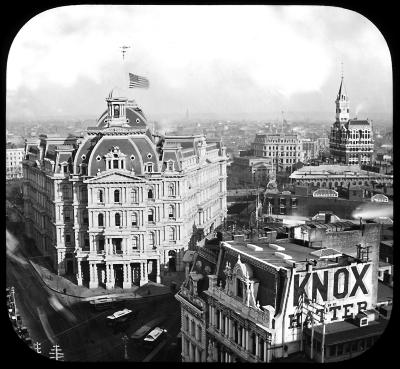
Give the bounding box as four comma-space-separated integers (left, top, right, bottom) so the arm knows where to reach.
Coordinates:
325, 212, 332, 224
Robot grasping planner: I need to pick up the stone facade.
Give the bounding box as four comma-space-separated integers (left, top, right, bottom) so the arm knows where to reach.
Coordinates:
22, 90, 228, 289
252, 133, 303, 171
6, 148, 24, 179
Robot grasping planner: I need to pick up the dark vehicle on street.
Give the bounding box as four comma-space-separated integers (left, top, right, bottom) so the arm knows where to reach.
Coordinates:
130, 317, 165, 342
89, 297, 125, 311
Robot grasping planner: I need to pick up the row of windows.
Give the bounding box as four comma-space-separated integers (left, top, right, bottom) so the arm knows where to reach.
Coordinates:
96, 206, 176, 227
305, 335, 378, 357
214, 308, 267, 360
97, 185, 176, 203
184, 316, 202, 343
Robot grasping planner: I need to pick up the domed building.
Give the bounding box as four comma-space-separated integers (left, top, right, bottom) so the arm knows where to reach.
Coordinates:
23, 89, 228, 290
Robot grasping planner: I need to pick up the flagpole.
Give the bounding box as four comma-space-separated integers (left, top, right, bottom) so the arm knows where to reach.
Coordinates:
120, 45, 131, 93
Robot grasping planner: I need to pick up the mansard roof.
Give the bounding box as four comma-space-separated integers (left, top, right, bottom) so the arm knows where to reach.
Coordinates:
346, 119, 371, 129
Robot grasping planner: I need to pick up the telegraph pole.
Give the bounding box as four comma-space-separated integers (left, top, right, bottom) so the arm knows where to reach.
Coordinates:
34, 342, 41, 354
49, 344, 64, 361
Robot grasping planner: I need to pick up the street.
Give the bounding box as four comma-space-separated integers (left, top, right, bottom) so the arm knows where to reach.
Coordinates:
6, 221, 182, 362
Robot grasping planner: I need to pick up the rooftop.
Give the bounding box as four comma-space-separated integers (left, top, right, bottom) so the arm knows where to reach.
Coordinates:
309, 318, 388, 345
222, 239, 355, 270
290, 164, 392, 179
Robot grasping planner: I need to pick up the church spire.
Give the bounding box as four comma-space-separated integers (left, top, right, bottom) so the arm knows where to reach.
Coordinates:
335, 64, 349, 123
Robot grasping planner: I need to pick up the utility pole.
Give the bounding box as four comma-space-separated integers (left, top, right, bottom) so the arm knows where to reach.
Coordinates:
49, 344, 64, 361
299, 294, 328, 363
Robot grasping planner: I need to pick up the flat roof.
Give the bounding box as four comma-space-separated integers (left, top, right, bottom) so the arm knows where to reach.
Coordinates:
308, 319, 388, 345
223, 239, 347, 269
290, 164, 393, 179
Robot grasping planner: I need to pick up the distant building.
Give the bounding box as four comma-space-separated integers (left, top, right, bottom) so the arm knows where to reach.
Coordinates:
252, 133, 303, 171
6, 147, 25, 180
329, 76, 374, 165
302, 139, 319, 162
22, 88, 228, 289
227, 156, 273, 189
289, 164, 392, 190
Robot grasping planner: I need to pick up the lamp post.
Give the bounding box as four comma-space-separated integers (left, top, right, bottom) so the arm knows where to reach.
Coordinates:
122, 334, 129, 360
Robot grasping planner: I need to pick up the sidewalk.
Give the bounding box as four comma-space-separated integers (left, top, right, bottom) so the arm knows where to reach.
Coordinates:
29, 259, 185, 302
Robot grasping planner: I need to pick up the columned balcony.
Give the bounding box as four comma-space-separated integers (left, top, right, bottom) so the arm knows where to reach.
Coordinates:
205, 287, 273, 331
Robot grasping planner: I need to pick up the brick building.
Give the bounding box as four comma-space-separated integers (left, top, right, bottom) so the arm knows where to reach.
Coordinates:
175, 221, 386, 362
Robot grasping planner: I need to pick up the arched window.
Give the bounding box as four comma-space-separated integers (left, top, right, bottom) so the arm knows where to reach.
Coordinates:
114, 189, 120, 203
98, 189, 104, 203
149, 232, 155, 247
148, 209, 154, 222
115, 213, 121, 227
132, 236, 138, 250
168, 204, 175, 219
148, 188, 153, 199
114, 104, 120, 118
169, 226, 175, 241
98, 213, 104, 227
131, 189, 137, 202
131, 212, 138, 226
168, 183, 175, 197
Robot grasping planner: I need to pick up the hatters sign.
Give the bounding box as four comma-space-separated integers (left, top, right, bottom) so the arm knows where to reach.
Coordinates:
293, 263, 371, 307
287, 263, 372, 328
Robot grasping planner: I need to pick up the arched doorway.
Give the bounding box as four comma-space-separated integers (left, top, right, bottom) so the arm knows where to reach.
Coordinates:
168, 250, 176, 272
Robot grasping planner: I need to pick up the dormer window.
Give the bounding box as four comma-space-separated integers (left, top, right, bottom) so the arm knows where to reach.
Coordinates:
105, 146, 126, 171
167, 161, 174, 171
145, 163, 153, 173
80, 164, 87, 175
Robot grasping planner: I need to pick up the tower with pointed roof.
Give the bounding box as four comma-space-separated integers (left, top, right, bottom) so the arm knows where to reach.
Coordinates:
329, 72, 373, 167
335, 76, 350, 123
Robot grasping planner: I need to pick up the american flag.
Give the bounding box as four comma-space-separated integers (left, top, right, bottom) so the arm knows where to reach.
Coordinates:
129, 73, 149, 89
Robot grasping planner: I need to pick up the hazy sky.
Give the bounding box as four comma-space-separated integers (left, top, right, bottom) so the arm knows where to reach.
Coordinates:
6, 5, 392, 123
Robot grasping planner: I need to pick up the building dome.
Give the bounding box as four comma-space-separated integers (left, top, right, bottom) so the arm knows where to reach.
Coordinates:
312, 188, 338, 198
371, 194, 389, 203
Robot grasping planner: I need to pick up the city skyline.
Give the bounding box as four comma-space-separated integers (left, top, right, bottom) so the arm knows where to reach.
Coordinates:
7, 5, 392, 125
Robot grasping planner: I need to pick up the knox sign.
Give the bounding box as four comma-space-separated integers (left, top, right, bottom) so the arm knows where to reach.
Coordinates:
287, 262, 372, 327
